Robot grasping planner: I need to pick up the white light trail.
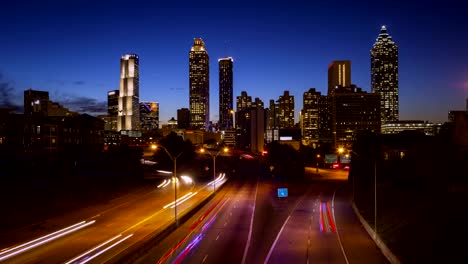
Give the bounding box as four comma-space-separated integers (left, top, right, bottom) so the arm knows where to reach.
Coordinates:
157, 179, 168, 188
77, 234, 133, 264
162, 192, 198, 209
0, 220, 95, 261
65, 234, 123, 264
169, 192, 198, 208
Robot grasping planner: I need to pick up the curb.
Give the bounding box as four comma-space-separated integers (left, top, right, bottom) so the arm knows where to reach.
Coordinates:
351, 202, 401, 264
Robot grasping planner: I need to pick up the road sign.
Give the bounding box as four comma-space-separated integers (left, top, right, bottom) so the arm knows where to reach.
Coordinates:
277, 188, 288, 198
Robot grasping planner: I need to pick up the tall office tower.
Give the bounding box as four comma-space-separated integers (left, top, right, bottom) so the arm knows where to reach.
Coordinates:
278, 90, 295, 128
118, 54, 140, 131
328, 61, 351, 96
218, 57, 234, 130
302, 88, 322, 143
235, 91, 253, 150
331, 85, 380, 148
267, 99, 280, 130
140, 102, 159, 132
236, 91, 252, 112
371, 25, 399, 124
24, 89, 49, 116
107, 90, 119, 116
189, 38, 210, 130
250, 103, 265, 153
177, 108, 190, 129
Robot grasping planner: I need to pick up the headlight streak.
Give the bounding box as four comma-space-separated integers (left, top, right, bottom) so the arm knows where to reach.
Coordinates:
0, 220, 96, 261
162, 192, 198, 209
71, 234, 133, 264
206, 173, 226, 188
65, 234, 123, 264
157, 179, 168, 188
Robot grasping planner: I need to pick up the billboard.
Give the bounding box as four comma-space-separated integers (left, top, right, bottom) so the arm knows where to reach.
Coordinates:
325, 154, 338, 164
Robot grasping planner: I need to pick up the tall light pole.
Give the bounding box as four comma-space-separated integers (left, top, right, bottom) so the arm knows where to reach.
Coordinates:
316, 154, 320, 173
153, 144, 183, 226
200, 147, 229, 192
338, 147, 344, 168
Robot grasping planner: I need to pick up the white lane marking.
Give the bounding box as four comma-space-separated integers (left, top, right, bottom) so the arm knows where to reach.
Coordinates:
264, 214, 292, 264
216, 235, 220, 241
202, 254, 208, 263
241, 177, 259, 264
332, 185, 350, 264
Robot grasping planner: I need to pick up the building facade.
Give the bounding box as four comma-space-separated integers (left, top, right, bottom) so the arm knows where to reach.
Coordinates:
106, 90, 119, 131
331, 85, 380, 148
177, 108, 190, 129
302, 88, 322, 144
140, 102, 159, 132
118, 54, 140, 131
371, 25, 399, 124
328, 61, 351, 96
381, 120, 440, 136
189, 38, 210, 130
218, 57, 234, 130
24, 89, 49, 116
278, 90, 295, 128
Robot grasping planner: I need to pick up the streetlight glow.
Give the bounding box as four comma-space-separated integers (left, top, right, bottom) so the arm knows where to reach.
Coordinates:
199, 147, 229, 192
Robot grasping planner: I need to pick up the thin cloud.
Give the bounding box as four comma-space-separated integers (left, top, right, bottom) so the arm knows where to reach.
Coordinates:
58, 95, 107, 115
0, 73, 23, 112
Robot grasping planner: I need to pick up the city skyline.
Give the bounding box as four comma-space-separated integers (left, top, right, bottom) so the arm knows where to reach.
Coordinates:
1, 0, 467, 124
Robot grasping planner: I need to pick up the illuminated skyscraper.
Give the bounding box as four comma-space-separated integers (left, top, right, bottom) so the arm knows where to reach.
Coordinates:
371, 25, 399, 124
118, 54, 140, 131
219, 57, 234, 130
278, 90, 295, 128
189, 38, 210, 130
328, 61, 351, 96
140, 102, 159, 132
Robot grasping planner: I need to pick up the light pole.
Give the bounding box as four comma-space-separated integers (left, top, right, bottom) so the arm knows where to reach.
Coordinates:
337, 147, 344, 169
200, 147, 229, 192
153, 144, 183, 226
316, 154, 320, 173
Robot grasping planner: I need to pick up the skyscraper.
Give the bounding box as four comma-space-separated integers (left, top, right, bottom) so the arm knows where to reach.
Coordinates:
328, 61, 351, 96
371, 25, 399, 124
189, 38, 210, 130
177, 108, 190, 129
118, 54, 140, 131
331, 85, 380, 148
107, 90, 119, 116
302, 88, 322, 143
278, 90, 295, 128
140, 102, 159, 132
219, 57, 234, 130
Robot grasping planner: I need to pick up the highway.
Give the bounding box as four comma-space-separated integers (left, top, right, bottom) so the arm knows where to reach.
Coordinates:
136, 163, 389, 264
0, 174, 227, 263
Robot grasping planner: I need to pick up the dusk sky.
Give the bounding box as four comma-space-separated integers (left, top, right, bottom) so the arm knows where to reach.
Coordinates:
1, 0, 467, 124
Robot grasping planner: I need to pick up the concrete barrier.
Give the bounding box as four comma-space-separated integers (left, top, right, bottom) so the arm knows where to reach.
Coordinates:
351, 202, 401, 264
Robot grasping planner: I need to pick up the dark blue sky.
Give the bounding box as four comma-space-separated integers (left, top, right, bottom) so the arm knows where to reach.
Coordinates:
1, 0, 467, 123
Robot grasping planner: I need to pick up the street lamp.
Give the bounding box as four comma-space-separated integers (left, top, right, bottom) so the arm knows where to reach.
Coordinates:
200, 147, 229, 192
316, 154, 320, 173
155, 145, 183, 226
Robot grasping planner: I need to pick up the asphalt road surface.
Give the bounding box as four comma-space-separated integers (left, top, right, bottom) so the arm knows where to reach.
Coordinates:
136, 164, 388, 264
0, 176, 224, 263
